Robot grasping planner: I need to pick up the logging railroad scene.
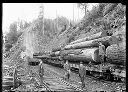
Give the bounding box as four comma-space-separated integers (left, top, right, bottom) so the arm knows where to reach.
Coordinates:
2, 3, 126, 92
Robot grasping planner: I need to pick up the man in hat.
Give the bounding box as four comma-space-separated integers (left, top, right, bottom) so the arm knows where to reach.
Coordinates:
39, 60, 44, 86
79, 62, 86, 89
98, 42, 106, 76
64, 60, 71, 80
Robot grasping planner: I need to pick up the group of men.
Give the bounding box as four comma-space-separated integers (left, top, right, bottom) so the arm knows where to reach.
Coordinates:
17, 41, 106, 90
63, 60, 86, 89
63, 42, 106, 89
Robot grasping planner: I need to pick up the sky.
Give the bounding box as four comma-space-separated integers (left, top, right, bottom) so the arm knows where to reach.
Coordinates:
2, 3, 98, 34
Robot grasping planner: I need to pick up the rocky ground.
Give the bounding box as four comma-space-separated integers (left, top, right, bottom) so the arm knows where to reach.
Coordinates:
12, 62, 125, 92
3, 56, 126, 92
42, 63, 126, 92
3, 3, 126, 92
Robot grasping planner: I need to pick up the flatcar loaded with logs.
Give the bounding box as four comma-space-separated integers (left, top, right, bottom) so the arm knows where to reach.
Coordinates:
34, 29, 126, 82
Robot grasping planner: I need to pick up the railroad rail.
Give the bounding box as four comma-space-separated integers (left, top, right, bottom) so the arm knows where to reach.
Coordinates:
43, 64, 84, 91
40, 80, 52, 91
46, 63, 126, 91
10, 80, 52, 91
3, 68, 52, 91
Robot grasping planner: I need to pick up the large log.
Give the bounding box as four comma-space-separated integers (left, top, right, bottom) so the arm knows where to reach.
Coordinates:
62, 48, 99, 63
64, 36, 111, 50
60, 49, 83, 56
34, 55, 50, 59
50, 51, 60, 57
50, 56, 60, 60
106, 44, 126, 65
52, 47, 61, 52
70, 31, 107, 45
54, 51, 60, 56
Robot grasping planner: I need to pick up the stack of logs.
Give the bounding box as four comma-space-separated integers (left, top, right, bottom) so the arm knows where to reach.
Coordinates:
51, 25, 126, 65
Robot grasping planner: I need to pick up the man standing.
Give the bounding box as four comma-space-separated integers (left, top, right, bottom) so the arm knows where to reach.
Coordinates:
98, 42, 106, 76
64, 60, 71, 80
79, 62, 86, 89
39, 60, 44, 86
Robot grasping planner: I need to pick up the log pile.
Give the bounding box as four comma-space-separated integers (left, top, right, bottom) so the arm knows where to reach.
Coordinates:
64, 36, 111, 50
51, 25, 125, 65
69, 31, 107, 45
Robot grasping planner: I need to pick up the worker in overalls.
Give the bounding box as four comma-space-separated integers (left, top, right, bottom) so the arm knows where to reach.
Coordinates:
64, 60, 71, 80
79, 62, 86, 89
98, 42, 106, 76
39, 60, 44, 86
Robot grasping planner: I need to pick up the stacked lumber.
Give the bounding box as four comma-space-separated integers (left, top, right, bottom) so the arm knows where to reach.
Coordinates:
70, 31, 107, 45
106, 44, 126, 64
64, 36, 111, 50
62, 48, 99, 63
2, 76, 14, 91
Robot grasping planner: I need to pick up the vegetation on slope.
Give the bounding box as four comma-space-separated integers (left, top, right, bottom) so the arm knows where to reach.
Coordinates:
44, 3, 125, 52
4, 3, 126, 56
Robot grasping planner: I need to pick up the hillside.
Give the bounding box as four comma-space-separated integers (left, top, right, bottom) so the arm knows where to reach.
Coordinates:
43, 3, 126, 52
3, 3, 126, 67
2, 3, 126, 91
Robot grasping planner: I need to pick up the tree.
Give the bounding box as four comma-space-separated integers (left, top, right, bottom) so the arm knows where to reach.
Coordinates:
9, 22, 17, 33
5, 43, 12, 51
103, 3, 118, 16
17, 20, 31, 30
54, 16, 69, 34
78, 3, 111, 29
77, 3, 88, 15
38, 4, 44, 35
6, 22, 18, 45
23, 21, 31, 29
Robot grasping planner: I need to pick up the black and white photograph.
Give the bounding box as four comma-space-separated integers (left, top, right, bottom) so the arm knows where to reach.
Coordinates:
2, 3, 126, 92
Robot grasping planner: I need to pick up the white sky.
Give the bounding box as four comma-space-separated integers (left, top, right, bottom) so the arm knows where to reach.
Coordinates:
2, 3, 98, 34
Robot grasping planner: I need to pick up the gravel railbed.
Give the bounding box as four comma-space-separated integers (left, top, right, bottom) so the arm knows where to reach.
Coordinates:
43, 63, 126, 92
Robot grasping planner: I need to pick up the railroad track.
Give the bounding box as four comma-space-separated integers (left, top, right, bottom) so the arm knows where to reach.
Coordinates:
9, 81, 52, 91
43, 63, 126, 92
43, 64, 84, 91
45, 61, 125, 84
2, 72, 52, 91
71, 68, 125, 85
40, 80, 52, 91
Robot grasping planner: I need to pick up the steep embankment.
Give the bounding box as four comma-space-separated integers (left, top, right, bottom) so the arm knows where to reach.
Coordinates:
3, 3, 125, 64
19, 3, 126, 54
45, 3, 125, 53
23, 19, 51, 56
